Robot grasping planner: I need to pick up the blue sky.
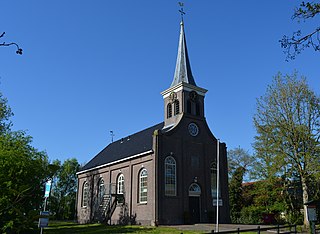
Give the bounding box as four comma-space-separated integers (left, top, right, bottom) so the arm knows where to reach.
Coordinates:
0, 1, 319, 165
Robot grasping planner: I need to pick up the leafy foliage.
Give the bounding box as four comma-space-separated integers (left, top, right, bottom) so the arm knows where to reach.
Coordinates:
280, 2, 320, 60
253, 72, 320, 225
228, 147, 254, 180
0, 131, 57, 232
48, 158, 80, 220
239, 179, 287, 225
229, 166, 245, 223
0, 92, 13, 134
0, 91, 57, 233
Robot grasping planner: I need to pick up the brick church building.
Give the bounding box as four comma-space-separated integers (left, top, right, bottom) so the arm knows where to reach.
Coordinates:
76, 18, 230, 225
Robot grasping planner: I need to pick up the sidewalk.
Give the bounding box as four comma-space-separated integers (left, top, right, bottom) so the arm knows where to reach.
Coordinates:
164, 223, 306, 233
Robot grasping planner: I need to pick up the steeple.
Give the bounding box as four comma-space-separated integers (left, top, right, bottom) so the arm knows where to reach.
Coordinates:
171, 20, 197, 87
161, 6, 207, 129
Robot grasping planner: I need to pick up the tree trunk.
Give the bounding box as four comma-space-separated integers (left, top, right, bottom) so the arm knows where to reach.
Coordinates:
301, 176, 309, 227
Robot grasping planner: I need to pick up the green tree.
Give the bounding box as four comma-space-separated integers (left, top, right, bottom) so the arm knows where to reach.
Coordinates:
0, 90, 57, 233
229, 166, 245, 223
228, 147, 254, 180
253, 72, 320, 225
48, 158, 80, 220
0, 91, 13, 133
280, 2, 320, 60
0, 131, 57, 233
240, 179, 286, 224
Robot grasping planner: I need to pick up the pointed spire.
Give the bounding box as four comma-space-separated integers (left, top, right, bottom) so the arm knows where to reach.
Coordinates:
171, 20, 196, 88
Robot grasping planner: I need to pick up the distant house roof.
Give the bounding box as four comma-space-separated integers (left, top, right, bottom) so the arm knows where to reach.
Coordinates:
80, 122, 164, 173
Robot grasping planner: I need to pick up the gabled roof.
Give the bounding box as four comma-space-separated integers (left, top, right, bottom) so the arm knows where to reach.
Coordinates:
171, 21, 196, 88
80, 122, 164, 172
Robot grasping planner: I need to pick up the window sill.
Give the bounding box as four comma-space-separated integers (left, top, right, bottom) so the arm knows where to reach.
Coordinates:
138, 202, 148, 206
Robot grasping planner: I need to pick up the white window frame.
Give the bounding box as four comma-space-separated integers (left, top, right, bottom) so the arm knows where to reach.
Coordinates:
139, 168, 148, 203
189, 183, 201, 196
117, 174, 125, 194
165, 156, 177, 196
82, 181, 89, 207
98, 178, 105, 205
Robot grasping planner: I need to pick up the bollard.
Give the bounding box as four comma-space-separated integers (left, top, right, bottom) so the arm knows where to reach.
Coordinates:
237, 227, 240, 234
257, 225, 260, 234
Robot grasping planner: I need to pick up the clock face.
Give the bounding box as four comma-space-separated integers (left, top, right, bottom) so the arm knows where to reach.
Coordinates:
188, 123, 199, 136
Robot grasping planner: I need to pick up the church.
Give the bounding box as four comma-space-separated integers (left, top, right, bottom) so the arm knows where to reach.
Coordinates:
76, 17, 230, 225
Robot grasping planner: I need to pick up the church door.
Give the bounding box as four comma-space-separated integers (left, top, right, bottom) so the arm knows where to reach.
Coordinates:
188, 183, 201, 223
189, 196, 200, 223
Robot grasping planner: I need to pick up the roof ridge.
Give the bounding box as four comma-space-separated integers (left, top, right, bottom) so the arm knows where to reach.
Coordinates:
111, 122, 163, 144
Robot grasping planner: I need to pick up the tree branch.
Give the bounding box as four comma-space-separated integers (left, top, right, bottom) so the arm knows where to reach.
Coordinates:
0, 32, 23, 55
280, 28, 320, 60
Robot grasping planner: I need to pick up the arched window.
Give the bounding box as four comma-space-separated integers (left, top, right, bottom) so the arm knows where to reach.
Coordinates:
165, 156, 176, 196
82, 181, 89, 207
196, 101, 200, 116
187, 100, 192, 114
117, 174, 125, 194
97, 178, 105, 205
174, 100, 180, 115
211, 162, 220, 198
139, 169, 148, 203
189, 183, 201, 196
167, 103, 172, 118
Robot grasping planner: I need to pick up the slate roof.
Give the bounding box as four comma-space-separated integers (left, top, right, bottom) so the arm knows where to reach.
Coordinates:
80, 122, 164, 172
171, 21, 197, 88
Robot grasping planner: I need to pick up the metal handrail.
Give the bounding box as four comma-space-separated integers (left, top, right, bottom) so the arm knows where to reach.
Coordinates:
211, 224, 297, 234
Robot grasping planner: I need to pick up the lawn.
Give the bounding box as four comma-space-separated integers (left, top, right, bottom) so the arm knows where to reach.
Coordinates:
45, 221, 206, 234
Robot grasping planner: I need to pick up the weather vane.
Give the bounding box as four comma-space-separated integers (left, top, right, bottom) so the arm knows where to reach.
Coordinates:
178, 2, 185, 21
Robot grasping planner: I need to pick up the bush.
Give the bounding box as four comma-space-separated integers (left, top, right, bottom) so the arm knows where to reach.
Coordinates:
286, 211, 304, 225
238, 206, 264, 224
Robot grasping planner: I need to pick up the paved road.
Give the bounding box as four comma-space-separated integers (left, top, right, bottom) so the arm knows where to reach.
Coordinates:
165, 223, 306, 233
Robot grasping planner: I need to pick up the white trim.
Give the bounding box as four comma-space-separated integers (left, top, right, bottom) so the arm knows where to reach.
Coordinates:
164, 156, 177, 196
161, 82, 207, 98
139, 168, 148, 203
162, 123, 174, 130
76, 150, 153, 175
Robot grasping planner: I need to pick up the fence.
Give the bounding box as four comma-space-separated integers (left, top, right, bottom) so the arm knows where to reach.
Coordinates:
211, 224, 297, 234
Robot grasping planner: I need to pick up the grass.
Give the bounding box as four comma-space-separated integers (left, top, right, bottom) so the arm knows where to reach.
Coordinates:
44, 221, 205, 234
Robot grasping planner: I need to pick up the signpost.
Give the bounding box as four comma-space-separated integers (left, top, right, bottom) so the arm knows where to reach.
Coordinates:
305, 200, 318, 234
44, 180, 51, 198
39, 180, 52, 234
38, 211, 50, 228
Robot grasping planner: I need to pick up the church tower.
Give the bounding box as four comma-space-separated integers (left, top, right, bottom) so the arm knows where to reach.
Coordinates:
161, 20, 207, 129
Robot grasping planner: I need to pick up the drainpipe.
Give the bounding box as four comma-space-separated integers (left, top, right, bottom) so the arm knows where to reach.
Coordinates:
154, 129, 160, 226
90, 174, 94, 222
215, 139, 220, 233
75, 177, 79, 222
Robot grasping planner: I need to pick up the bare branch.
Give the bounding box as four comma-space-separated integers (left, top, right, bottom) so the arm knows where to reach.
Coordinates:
280, 28, 320, 61
0, 31, 23, 55
280, 2, 320, 60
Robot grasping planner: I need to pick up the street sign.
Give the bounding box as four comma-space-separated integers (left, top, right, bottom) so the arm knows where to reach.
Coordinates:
38, 211, 50, 228
213, 199, 223, 206
44, 180, 52, 198
307, 206, 317, 221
